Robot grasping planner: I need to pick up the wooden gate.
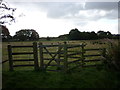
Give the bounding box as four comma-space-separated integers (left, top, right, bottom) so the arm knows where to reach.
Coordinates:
38, 42, 86, 72
8, 42, 39, 71
39, 42, 64, 72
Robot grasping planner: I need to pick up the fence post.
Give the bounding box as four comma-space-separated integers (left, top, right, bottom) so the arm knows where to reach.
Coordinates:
81, 43, 85, 67
102, 48, 106, 58
57, 43, 61, 69
33, 42, 39, 71
8, 44, 13, 71
63, 42, 68, 73
39, 42, 44, 71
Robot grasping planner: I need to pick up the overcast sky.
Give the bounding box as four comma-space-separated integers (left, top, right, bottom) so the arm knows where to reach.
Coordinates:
5, 1, 118, 37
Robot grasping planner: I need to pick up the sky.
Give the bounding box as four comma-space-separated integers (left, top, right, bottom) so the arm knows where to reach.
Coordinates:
3, 0, 119, 37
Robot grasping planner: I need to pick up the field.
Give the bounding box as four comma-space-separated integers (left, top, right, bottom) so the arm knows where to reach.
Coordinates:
2, 39, 120, 88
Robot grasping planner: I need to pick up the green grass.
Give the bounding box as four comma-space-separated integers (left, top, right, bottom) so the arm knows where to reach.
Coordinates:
2, 67, 120, 88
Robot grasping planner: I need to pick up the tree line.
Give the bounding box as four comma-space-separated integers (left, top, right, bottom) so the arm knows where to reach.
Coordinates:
1, 26, 120, 42
59, 28, 119, 40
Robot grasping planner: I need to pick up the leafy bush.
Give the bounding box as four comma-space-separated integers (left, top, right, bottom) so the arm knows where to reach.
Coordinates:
104, 39, 120, 71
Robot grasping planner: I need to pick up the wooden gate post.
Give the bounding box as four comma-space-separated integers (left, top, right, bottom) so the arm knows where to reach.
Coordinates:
63, 42, 68, 73
57, 43, 61, 66
39, 42, 44, 71
81, 43, 85, 67
102, 48, 106, 58
8, 44, 13, 71
33, 42, 39, 71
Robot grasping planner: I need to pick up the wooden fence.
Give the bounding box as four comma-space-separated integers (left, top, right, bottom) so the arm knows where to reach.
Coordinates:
7, 42, 106, 72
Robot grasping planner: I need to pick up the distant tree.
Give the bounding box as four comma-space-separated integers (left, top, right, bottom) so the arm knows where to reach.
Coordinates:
46, 36, 51, 41
0, 25, 12, 41
58, 34, 69, 40
68, 28, 81, 40
97, 30, 113, 39
13, 29, 39, 41
106, 31, 112, 39
97, 30, 107, 39
90, 31, 98, 40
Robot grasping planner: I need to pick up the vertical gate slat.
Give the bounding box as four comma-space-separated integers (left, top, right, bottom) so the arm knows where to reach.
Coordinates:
63, 42, 68, 73
39, 42, 44, 70
81, 43, 85, 67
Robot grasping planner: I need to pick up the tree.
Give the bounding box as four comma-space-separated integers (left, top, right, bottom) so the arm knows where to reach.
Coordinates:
0, 25, 11, 41
46, 36, 51, 41
97, 30, 107, 39
0, 0, 16, 25
68, 28, 81, 40
106, 31, 112, 39
0, 0, 16, 41
97, 30, 113, 39
13, 29, 39, 41
89, 31, 98, 40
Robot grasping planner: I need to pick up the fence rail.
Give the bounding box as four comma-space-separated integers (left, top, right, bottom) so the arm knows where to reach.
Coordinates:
7, 42, 106, 72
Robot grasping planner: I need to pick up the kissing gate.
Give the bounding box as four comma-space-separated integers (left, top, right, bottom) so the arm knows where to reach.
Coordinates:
8, 42, 106, 72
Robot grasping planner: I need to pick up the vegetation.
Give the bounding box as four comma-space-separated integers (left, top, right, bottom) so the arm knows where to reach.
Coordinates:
1, 25, 12, 41
3, 67, 120, 88
103, 39, 120, 71
13, 29, 39, 41
0, 0, 16, 25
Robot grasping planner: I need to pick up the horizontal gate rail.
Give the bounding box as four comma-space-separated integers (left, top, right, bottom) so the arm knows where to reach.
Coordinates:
84, 54, 102, 57
12, 46, 33, 48
13, 64, 34, 67
39, 45, 60, 47
85, 48, 103, 51
68, 56, 81, 59
43, 58, 64, 61
68, 59, 81, 64
67, 44, 84, 48
84, 59, 101, 62
43, 52, 64, 54
67, 52, 82, 56
13, 59, 34, 62
12, 52, 34, 55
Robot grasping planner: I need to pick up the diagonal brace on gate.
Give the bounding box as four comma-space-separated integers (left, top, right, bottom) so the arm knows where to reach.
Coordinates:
43, 46, 63, 69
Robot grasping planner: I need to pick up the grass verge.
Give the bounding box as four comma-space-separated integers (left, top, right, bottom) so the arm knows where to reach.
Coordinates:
2, 67, 120, 88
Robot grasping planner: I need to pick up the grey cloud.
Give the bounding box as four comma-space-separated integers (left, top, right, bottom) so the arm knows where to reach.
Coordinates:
85, 2, 118, 10
38, 2, 84, 18
10, 2, 118, 24
37, 2, 118, 20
